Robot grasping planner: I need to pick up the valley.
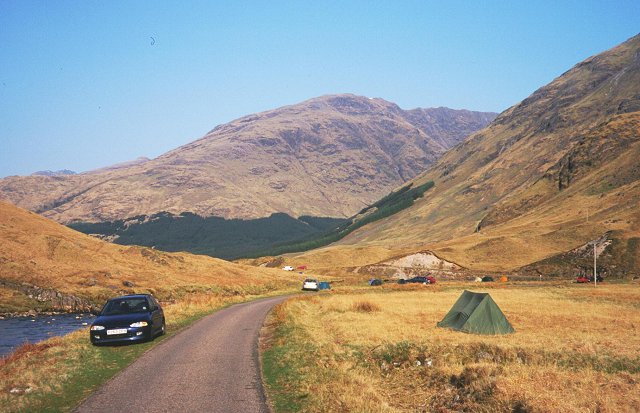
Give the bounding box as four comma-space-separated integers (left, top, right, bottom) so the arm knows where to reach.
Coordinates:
1, 24, 639, 413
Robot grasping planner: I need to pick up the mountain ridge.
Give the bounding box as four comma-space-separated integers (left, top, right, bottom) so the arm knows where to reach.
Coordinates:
287, 34, 640, 277
0, 94, 495, 224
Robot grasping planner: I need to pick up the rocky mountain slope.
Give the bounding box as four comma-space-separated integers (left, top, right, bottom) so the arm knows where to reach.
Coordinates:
0, 201, 293, 314
289, 34, 640, 277
0, 95, 495, 223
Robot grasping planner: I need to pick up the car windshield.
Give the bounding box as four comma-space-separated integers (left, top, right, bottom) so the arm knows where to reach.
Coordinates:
101, 298, 149, 315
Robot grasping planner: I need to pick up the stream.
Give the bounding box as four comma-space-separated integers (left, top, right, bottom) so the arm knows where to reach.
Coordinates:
0, 313, 95, 358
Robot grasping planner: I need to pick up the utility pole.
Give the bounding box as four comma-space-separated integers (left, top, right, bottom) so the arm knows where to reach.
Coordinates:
593, 243, 597, 287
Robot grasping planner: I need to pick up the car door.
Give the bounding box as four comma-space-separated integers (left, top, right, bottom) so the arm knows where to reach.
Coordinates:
149, 297, 163, 335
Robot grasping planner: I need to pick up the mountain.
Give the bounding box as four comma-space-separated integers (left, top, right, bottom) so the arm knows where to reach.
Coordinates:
287, 34, 640, 278
0, 201, 292, 314
88, 156, 150, 173
0, 95, 495, 224
31, 170, 76, 176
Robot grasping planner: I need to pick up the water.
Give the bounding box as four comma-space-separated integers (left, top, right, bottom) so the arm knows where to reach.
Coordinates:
0, 313, 95, 358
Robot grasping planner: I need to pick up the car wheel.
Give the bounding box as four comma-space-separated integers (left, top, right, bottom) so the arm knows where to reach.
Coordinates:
159, 320, 166, 336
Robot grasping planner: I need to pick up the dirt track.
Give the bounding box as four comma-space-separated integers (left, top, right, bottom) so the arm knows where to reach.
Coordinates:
74, 295, 289, 413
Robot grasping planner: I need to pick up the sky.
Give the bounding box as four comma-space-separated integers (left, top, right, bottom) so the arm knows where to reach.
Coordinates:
1, 1, 639, 178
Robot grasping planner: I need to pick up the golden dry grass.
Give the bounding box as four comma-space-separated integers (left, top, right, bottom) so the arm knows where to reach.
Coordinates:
351, 300, 381, 313
0, 201, 299, 313
265, 283, 640, 412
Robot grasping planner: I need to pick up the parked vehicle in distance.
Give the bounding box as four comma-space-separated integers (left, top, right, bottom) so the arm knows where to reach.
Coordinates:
577, 275, 603, 283
90, 294, 165, 345
398, 276, 436, 285
282, 266, 295, 271
369, 278, 383, 286
302, 278, 319, 291
318, 281, 331, 290
481, 276, 494, 282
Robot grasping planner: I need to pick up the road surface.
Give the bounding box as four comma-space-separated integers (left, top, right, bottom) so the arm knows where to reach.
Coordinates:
75, 295, 289, 413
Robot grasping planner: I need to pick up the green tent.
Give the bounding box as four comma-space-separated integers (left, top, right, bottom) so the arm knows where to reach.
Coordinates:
437, 290, 515, 335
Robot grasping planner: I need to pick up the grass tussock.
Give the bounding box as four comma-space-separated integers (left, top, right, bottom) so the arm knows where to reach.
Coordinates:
0, 342, 56, 370
352, 300, 381, 313
262, 283, 640, 412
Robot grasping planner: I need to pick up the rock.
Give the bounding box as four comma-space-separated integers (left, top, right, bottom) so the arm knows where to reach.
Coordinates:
122, 280, 135, 287
9, 386, 31, 395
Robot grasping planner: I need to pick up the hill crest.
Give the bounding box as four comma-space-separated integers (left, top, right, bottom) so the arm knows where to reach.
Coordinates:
289, 35, 640, 277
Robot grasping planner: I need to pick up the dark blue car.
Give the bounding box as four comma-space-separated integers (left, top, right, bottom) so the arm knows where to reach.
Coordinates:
90, 294, 165, 345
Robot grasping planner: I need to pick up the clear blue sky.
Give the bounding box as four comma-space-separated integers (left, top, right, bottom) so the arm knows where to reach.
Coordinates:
1, 1, 638, 178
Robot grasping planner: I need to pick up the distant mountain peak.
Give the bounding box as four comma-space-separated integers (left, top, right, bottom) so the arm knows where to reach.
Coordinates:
31, 169, 76, 176
0, 95, 495, 224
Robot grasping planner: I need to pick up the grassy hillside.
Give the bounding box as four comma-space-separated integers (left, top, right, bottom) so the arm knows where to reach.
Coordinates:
249, 181, 435, 257
285, 34, 640, 278
67, 181, 433, 260
0, 201, 297, 314
69, 212, 346, 260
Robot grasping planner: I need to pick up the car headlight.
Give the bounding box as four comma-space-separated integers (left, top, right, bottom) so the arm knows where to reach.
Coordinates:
130, 321, 148, 328
90, 325, 105, 331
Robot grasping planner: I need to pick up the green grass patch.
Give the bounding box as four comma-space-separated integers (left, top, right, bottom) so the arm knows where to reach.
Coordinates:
262, 318, 313, 412
39, 339, 153, 413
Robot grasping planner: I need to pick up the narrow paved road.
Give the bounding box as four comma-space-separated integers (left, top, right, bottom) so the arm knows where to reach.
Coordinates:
75, 295, 289, 413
